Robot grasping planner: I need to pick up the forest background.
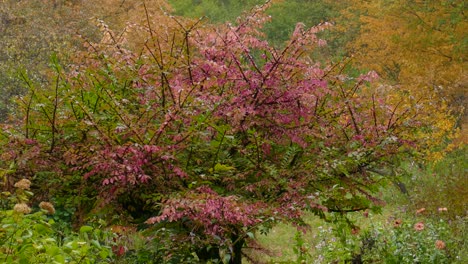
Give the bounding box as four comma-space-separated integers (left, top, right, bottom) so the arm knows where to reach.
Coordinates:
0, 0, 466, 263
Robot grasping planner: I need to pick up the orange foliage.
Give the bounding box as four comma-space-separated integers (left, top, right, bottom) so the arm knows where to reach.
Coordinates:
337, 0, 466, 158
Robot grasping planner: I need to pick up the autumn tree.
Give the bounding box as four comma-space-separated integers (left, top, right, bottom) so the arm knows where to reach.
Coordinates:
337, 0, 465, 155
0, 1, 447, 263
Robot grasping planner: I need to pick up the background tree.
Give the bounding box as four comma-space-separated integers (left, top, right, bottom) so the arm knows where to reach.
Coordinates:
0, 0, 74, 121
336, 0, 465, 154
0, 0, 170, 122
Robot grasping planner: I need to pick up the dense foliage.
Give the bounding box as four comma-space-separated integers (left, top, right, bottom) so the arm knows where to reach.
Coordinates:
0, 0, 464, 263
339, 0, 466, 154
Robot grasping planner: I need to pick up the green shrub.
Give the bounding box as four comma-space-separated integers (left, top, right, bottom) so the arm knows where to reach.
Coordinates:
0, 179, 115, 263
360, 216, 454, 263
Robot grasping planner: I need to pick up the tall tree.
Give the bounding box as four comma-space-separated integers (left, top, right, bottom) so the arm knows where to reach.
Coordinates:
338, 0, 465, 152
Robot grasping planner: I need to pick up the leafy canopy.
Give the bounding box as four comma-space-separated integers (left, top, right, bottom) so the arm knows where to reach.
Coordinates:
0, 1, 454, 262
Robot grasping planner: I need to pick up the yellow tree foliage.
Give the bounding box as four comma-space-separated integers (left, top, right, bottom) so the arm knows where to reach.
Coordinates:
337, 0, 466, 158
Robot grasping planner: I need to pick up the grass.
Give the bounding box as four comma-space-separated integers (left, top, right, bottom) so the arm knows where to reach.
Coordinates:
244, 215, 322, 263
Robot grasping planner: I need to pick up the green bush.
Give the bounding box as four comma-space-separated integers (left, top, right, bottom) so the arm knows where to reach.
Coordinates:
116, 227, 201, 264
359, 216, 455, 263
0, 179, 115, 264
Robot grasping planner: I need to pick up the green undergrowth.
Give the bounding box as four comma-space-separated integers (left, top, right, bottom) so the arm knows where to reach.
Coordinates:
247, 146, 467, 263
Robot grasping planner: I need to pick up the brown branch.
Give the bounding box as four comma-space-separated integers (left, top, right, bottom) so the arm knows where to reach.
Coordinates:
386, 99, 403, 130
339, 85, 361, 135
143, 1, 154, 41
18, 72, 35, 138
49, 70, 60, 153
372, 94, 380, 138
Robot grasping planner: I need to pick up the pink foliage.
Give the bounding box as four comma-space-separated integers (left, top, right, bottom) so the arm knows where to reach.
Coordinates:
146, 186, 266, 240
78, 143, 186, 186
47, 2, 414, 249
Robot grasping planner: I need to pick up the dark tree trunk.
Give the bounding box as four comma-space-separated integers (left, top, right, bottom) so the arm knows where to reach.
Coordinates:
196, 245, 220, 263
196, 233, 244, 263
230, 233, 244, 264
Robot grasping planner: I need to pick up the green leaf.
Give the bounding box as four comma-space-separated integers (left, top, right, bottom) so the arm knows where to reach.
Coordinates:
46, 245, 60, 256
34, 223, 51, 235
64, 241, 76, 250
54, 254, 65, 263
19, 258, 30, 264
91, 239, 101, 248
213, 163, 235, 172
99, 248, 110, 259
21, 229, 33, 239
222, 253, 231, 264
79, 225, 93, 233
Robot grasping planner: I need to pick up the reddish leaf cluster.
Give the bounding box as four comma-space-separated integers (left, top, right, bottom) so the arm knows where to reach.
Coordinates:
146, 186, 266, 240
